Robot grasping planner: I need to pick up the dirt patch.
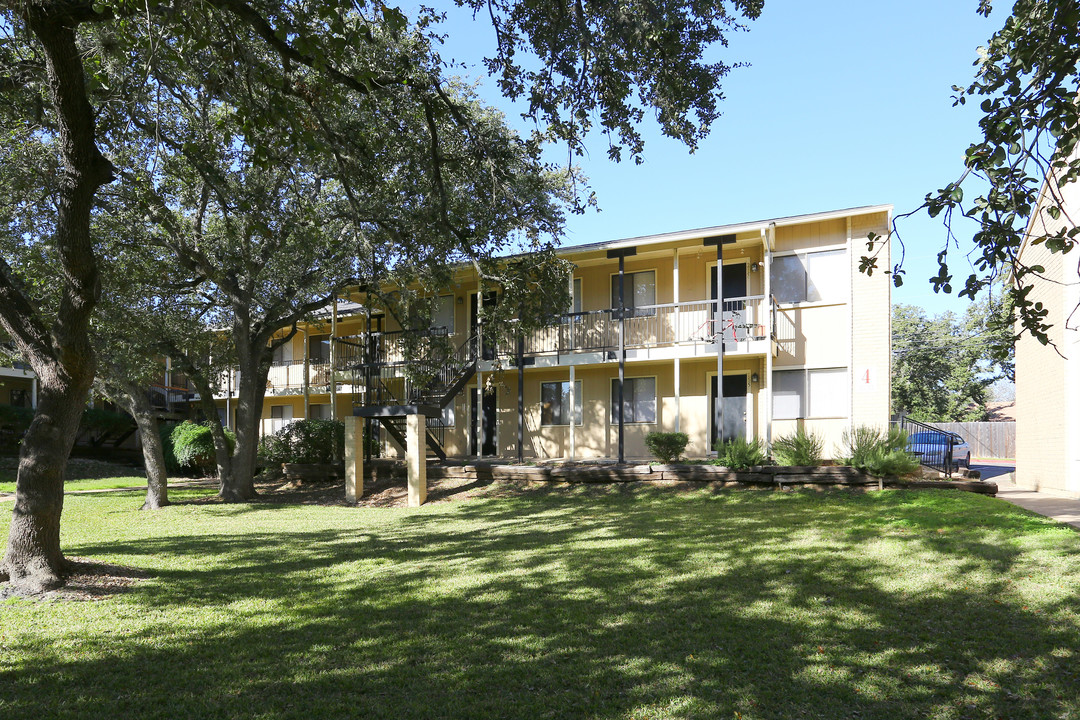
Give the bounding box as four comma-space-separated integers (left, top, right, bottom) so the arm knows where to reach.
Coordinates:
0, 557, 152, 602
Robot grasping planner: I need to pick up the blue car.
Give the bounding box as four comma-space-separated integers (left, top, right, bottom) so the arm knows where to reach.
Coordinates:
906, 431, 972, 470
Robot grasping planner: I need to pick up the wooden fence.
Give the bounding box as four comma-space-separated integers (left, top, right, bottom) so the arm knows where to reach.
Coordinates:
927, 422, 1015, 460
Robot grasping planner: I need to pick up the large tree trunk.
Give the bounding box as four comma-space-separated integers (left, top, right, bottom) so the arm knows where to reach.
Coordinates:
186, 370, 236, 492
224, 351, 270, 501
113, 386, 169, 510
2, 378, 92, 591
0, 6, 113, 594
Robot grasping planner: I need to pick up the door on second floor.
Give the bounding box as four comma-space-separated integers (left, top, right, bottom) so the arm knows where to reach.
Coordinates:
711, 262, 750, 343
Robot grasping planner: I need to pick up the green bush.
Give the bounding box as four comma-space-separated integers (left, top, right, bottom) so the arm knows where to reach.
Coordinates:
170, 421, 235, 475
713, 436, 768, 470
645, 431, 690, 464
80, 407, 135, 437
0, 404, 34, 448
836, 425, 919, 477
258, 419, 344, 465
771, 426, 824, 466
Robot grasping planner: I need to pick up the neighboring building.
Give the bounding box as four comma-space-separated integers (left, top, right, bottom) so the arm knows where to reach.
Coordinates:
206, 205, 892, 465
1014, 170, 1080, 497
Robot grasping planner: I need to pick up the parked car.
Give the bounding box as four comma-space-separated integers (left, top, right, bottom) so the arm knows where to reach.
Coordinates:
906, 431, 972, 469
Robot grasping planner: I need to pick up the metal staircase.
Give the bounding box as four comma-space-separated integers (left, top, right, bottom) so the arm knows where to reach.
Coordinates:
337, 331, 479, 460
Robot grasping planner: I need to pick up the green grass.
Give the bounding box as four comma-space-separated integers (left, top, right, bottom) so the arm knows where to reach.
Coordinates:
0, 475, 150, 493
2, 484, 1079, 719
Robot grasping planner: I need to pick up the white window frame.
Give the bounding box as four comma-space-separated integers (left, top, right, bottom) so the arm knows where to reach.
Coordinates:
770, 247, 848, 305
609, 269, 657, 316
771, 367, 850, 420
609, 376, 657, 425
540, 380, 583, 426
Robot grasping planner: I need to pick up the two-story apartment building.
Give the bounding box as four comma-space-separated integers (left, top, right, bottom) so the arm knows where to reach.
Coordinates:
218, 205, 892, 466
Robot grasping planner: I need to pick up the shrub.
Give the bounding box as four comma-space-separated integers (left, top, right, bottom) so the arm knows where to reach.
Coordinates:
170, 421, 236, 475
645, 432, 690, 464
713, 436, 768, 470
836, 425, 919, 477
80, 407, 135, 437
258, 419, 344, 465
771, 426, 824, 466
0, 404, 34, 448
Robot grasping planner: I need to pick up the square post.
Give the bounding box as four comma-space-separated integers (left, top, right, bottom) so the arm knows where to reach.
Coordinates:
407, 413, 427, 506
607, 247, 636, 463
344, 415, 364, 503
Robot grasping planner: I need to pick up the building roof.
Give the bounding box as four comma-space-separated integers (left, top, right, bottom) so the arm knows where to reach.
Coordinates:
556, 204, 893, 256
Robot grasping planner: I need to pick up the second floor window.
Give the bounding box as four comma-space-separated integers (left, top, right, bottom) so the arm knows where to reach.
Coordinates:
309, 335, 331, 363
771, 249, 847, 304
610, 270, 655, 316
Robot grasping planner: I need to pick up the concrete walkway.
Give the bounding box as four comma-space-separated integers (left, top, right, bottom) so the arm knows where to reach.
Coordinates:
994, 477, 1080, 531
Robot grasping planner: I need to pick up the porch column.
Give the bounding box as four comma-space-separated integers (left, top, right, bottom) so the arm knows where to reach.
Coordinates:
607, 247, 636, 463
673, 248, 680, 344
302, 328, 311, 419
569, 364, 576, 460
517, 336, 524, 463
475, 372, 483, 457
705, 235, 735, 447
407, 413, 427, 506
344, 415, 364, 503
30, 376, 37, 409
674, 357, 681, 434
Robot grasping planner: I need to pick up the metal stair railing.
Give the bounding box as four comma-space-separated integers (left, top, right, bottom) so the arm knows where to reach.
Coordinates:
896, 416, 959, 477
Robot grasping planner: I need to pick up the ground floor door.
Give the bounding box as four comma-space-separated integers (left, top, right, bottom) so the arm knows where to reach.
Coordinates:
470, 388, 498, 457
710, 374, 748, 448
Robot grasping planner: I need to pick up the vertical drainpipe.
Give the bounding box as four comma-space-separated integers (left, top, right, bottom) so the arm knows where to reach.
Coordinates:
330, 296, 338, 421
764, 225, 774, 453
673, 248, 681, 434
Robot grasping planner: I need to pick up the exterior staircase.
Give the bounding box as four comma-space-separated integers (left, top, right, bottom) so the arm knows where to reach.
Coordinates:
343, 332, 478, 460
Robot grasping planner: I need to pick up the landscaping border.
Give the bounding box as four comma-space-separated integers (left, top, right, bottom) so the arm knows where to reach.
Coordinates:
361, 460, 997, 496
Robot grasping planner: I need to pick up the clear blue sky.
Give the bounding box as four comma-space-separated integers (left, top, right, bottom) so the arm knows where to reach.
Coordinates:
436, 1, 1007, 316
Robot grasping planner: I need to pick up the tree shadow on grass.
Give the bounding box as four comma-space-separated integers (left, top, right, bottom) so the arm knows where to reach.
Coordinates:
5, 486, 1079, 719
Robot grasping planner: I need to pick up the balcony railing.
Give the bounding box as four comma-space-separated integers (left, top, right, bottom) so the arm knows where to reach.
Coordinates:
265, 359, 333, 390
522, 296, 770, 356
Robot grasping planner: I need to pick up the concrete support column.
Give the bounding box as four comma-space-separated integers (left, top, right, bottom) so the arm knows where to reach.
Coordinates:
31, 377, 37, 409
568, 365, 576, 460
344, 415, 364, 503
407, 413, 427, 507
674, 357, 681, 434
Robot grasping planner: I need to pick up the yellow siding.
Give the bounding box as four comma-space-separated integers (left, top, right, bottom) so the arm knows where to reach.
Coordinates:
849, 213, 892, 430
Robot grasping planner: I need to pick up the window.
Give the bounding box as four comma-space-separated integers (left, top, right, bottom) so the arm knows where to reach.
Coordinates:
772, 368, 849, 419
9, 388, 29, 408
610, 271, 656, 316
308, 403, 331, 420
432, 294, 454, 332
610, 377, 656, 424
771, 250, 847, 304
541, 380, 582, 426
309, 334, 331, 363
570, 278, 582, 314
271, 339, 292, 364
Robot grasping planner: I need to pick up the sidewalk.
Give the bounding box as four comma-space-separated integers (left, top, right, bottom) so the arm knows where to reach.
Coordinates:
994, 477, 1080, 531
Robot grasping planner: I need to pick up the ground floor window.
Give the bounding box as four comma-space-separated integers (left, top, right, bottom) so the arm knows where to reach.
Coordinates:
541, 380, 582, 426
610, 377, 656, 424
773, 368, 848, 419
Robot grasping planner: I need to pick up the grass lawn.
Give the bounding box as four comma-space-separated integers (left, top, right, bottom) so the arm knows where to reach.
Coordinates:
0, 475, 151, 493
1, 484, 1079, 719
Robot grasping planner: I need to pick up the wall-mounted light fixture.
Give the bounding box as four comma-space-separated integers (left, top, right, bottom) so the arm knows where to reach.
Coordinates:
457, 296, 464, 305
750, 262, 760, 273
751, 372, 760, 383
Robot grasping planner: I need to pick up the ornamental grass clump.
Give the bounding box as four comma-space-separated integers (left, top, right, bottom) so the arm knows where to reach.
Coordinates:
771, 426, 824, 466
168, 421, 236, 475
713, 437, 768, 469
645, 431, 690, 464
837, 425, 919, 477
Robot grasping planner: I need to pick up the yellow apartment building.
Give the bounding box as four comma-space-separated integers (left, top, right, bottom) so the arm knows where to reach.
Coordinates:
1014, 170, 1080, 497
213, 205, 893, 465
